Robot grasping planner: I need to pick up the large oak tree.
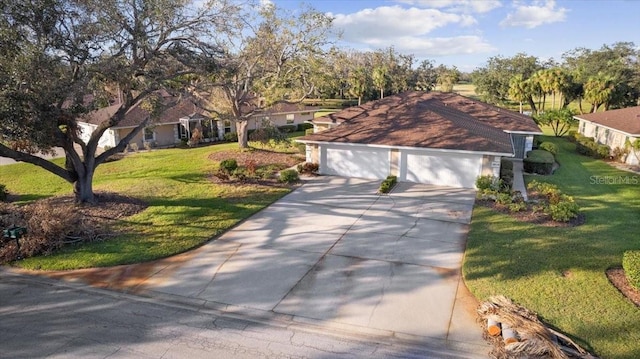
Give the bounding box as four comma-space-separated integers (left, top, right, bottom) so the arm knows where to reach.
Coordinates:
0, 0, 233, 203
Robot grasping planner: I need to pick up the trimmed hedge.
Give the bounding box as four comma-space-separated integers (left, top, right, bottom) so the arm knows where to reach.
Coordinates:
623, 250, 640, 290
379, 175, 397, 193
297, 123, 313, 132
523, 149, 555, 175
539, 142, 558, 155
574, 134, 611, 159
500, 159, 514, 190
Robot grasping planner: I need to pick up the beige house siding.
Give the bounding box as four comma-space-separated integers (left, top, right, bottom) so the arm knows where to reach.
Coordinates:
578, 118, 640, 165
390, 149, 400, 177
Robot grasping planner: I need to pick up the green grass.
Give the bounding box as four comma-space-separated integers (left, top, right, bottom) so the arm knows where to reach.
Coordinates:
463, 135, 640, 359
1, 143, 294, 270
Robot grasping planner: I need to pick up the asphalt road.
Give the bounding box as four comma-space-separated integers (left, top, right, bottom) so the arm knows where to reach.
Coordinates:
0, 270, 480, 359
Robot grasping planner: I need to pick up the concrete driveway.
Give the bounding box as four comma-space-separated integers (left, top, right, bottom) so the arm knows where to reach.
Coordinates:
145, 176, 487, 355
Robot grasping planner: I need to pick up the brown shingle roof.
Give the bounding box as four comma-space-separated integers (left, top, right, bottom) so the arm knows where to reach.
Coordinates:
575, 106, 640, 135
82, 95, 208, 128
299, 91, 541, 154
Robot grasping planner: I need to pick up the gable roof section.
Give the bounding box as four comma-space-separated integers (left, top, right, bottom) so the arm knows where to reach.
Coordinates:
575, 106, 640, 136
81, 95, 208, 129
299, 91, 541, 154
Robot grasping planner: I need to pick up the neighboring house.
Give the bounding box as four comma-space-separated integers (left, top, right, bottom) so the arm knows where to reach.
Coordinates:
575, 106, 640, 165
79, 94, 213, 149
79, 94, 320, 149
297, 91, 542, 189
247, 103, 319, 131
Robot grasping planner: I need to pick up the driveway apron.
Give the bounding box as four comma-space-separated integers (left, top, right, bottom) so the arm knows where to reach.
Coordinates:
145, 176, 487, 353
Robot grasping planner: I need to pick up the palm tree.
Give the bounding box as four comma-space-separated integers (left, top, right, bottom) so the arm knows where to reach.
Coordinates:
584, 74, 615, 112
550, 68, 569, 109
372, 66, 388, 99
348, 66, 370, 106
508, 74, 529, 114
532, 69, 554, 112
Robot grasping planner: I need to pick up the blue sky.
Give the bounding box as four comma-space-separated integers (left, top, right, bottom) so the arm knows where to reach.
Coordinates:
271, 0, 640, 71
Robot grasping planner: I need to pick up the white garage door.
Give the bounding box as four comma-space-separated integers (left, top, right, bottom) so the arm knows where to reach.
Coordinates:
323, 145, 390, 180
401, 150, 482, 188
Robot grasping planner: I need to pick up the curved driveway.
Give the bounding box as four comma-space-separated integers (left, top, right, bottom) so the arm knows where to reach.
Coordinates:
145, 176, 488, 356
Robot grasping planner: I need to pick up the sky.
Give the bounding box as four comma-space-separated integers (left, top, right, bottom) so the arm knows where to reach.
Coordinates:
271, 0, 640, 72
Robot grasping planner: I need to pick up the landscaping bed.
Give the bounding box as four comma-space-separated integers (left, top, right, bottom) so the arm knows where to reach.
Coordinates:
464, 135, 640, 359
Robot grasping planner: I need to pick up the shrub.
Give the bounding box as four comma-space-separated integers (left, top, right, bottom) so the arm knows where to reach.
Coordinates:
277, 125, 297, 133
0, 184, 8, 202
523, 150, 555, 175
527, 180, 561, 202
279, 169, 299, 183
566, 130, 578, 142
297, 123, 313, 132
539, 142, 558, 155
508, 201, 527, 212
219, 159, 238, 173
297, 162, 319, 174
495, 192, 513, 205
623, 250, 640, 290
500, 159, 514, 191
128, 143, 139, 152
546, 196, 579, 222
596, 144, 611, 159
223, 132, 238, 142
379, 175, 398, 194
476, 175, 501, 191
305, 128, 314, 136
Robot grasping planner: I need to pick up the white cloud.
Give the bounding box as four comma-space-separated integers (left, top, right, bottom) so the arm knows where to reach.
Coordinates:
500, 0, 568, 28
329, 5, 494, 58
388, 35, 496, 57
395, 0, 502, 13
331, 6, 476, 42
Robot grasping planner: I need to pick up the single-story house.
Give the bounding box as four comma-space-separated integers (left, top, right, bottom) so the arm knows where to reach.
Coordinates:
79, 94, 320, 148
575, 106, 640, 165
78, 94, 213, 149
296, 91, 542, 189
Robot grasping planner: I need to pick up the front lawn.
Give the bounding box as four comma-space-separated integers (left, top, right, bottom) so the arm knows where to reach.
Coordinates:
1, 142, 300, 270
463, 136, 640, 359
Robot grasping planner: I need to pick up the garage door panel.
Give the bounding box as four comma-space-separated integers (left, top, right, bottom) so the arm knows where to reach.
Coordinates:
402, 151, 481, 188
325, 146, 390, 180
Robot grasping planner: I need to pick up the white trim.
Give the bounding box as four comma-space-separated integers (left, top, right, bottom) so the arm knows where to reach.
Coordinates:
503, 130, 544, 135
295, 140, 513, 157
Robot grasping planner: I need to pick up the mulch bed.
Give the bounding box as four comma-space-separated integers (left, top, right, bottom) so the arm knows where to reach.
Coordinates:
208, 148, 304, 186
208, 148, 303, 168
606, 268, 640, 308
476, 199, 585, 227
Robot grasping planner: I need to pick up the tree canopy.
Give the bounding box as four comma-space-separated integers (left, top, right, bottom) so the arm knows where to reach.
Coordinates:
0, 0, 234, 202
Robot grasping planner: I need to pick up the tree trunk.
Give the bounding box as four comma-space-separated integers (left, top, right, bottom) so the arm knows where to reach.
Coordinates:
237, 120, 249, 148
527, 96, 537, 115
74, 168, 96, 204
380, 88, 384, 99
519, 101, 523, 114
358, 96, 362, 106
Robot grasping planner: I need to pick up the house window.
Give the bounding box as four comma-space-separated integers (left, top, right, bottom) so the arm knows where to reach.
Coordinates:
144, 127, 155, 141
594, 126, 599, 139
224, 120, 232, 134
579, 121, 585, 134
604, 129, 610, 144
286, 114, 295, 124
